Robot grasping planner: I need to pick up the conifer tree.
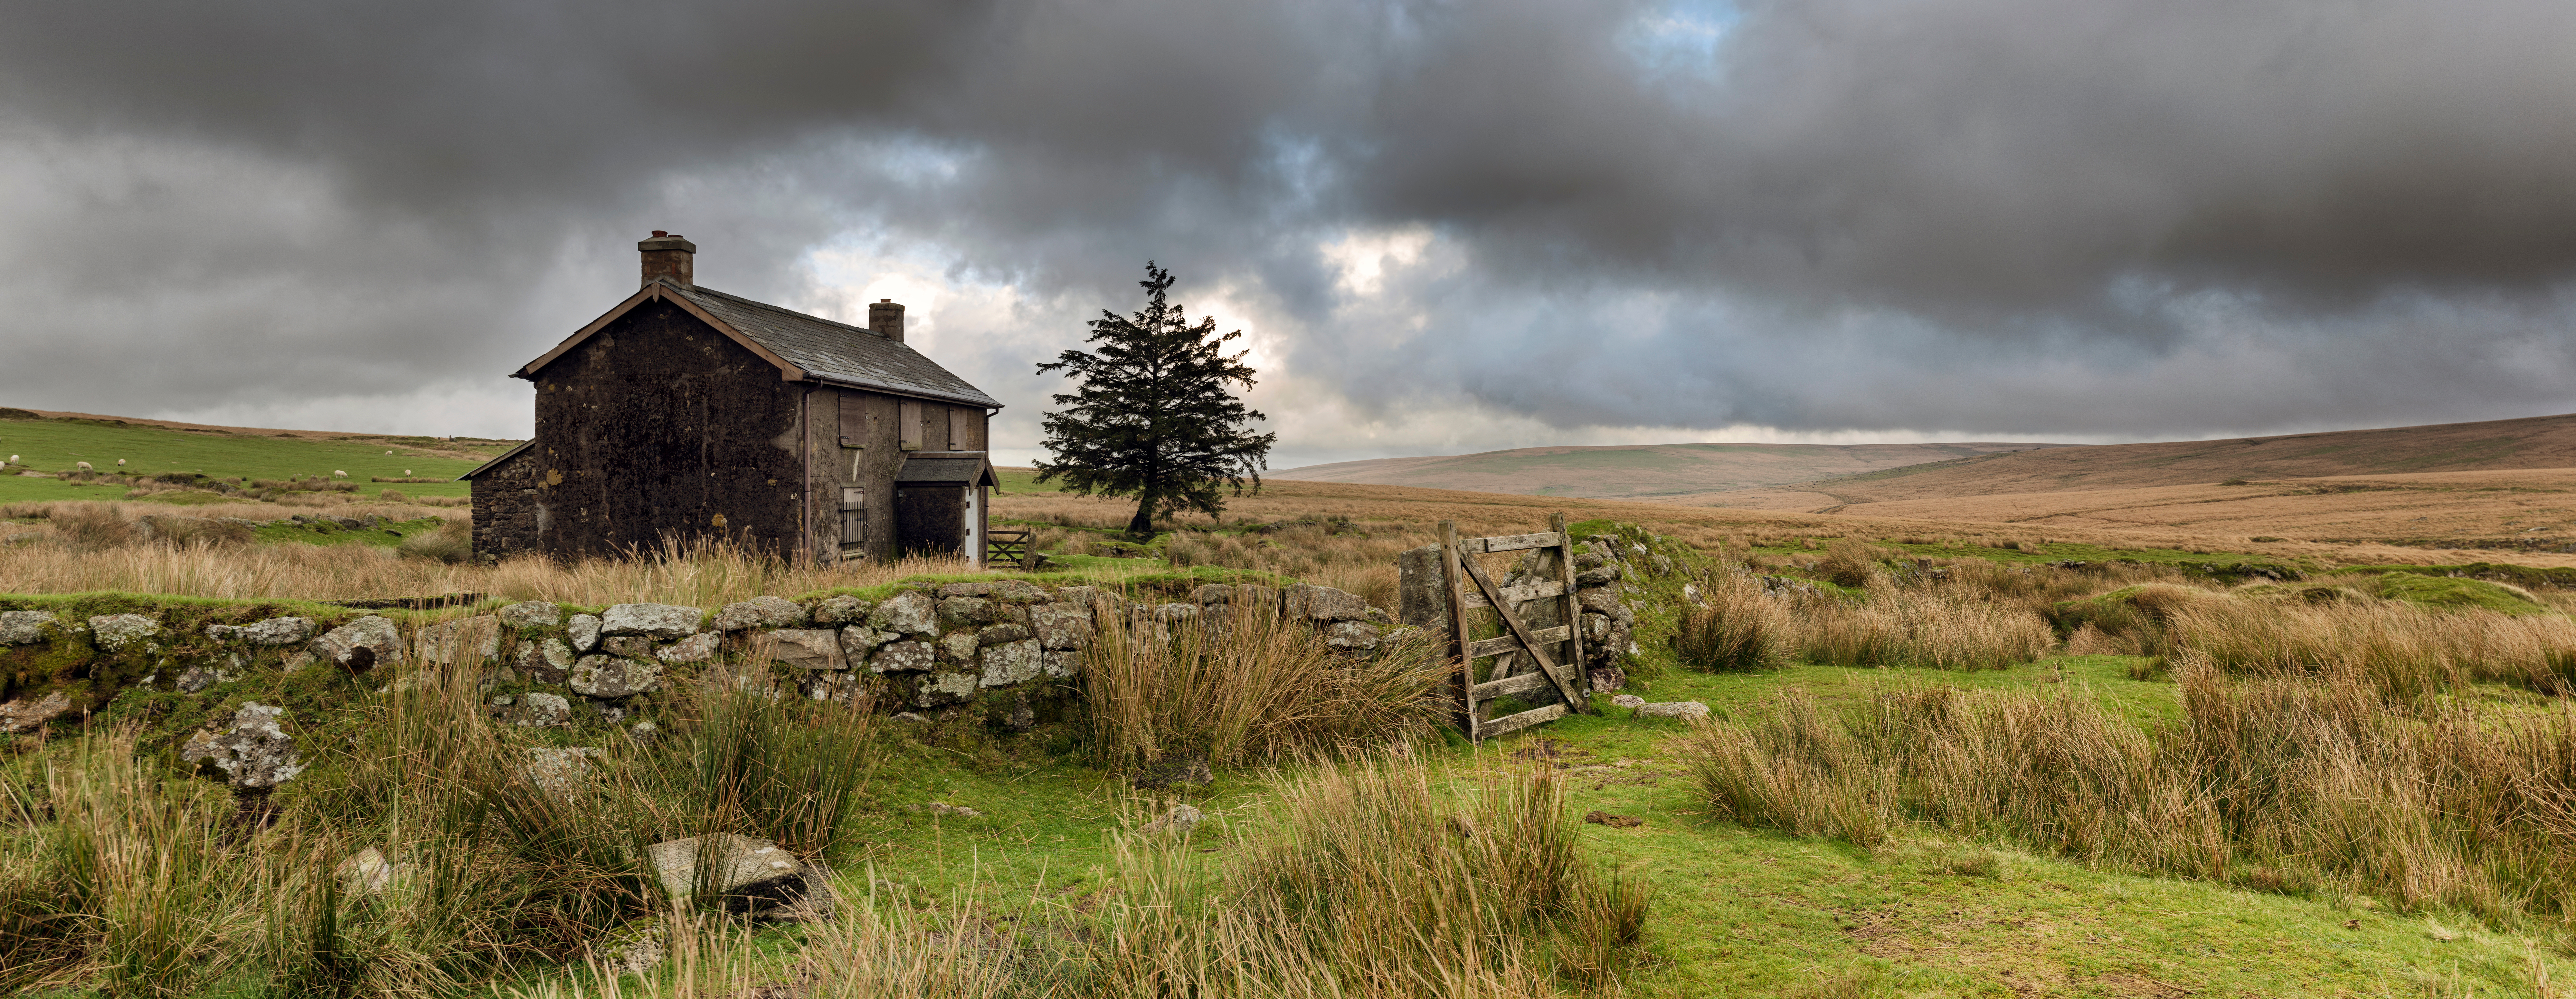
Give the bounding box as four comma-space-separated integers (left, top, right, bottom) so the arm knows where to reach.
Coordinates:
1035, 262, 1277, 538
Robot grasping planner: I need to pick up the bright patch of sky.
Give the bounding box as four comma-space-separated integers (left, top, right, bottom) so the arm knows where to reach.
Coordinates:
1619, 0, 1737, 82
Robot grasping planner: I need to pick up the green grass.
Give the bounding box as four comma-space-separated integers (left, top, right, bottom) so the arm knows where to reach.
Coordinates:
994, 466, 1067, 494
0, 414, 505, 502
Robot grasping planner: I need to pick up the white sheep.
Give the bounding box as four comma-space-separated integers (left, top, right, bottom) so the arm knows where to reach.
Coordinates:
404, 469, 413, 476
333, 470, 348, 478
115, 458, 126, 466
76, 461, 92, 470
384, 450, 393, 455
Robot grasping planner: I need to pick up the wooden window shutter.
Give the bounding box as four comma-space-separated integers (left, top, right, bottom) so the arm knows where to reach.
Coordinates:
898, 400, 922, 451
948, 408, 968, 451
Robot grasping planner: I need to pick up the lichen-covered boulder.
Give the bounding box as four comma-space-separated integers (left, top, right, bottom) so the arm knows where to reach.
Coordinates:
1610, 694, 1708, 721
938, 597, 990, 629
1285, 584, 1369, 622
979, 639, 1043, 687
0, 691, 74, 734
870, 640, 935, 674
517, 638, 574, 684
89, 614, 162, 652
763, 629, 844, 670
498, 601, 563, 628
601, 635, 656, 659
989, 580, 1047, 603
180, 702, 305, 788
570, 656, 663, 698
602, 603, 701, 639
1323, 621, 1382, 652
515, 692, 574, 727
0, 611, 58, 646
839, 627, 894, 660
568, 614, 603, 652
1042, 649, 1081, 678
1152, 603, 1198, 625
1191, 584, 1235, 605
647, 833, 835, 922
314, 616, 402, 671
415, 616, 502, 665
939, 633, 979, 663
1030, 602, 1094, 650
867, 591, 939, 636
207, 616, 315, 647
715, 596, 806, 631
1575, 565, 1622, 587
810, 595, 872, 626
658, 633, 720, 664
978, 623, 1033, 646
936, 582, 994, 598
916, 671, 978, 707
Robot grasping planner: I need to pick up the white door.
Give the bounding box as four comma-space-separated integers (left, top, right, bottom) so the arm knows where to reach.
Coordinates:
962, 486, 981, 568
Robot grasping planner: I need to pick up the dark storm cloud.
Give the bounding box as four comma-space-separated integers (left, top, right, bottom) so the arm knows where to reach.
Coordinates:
1, 0, 2573, 443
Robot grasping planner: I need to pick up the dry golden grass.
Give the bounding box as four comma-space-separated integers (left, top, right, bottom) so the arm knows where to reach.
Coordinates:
2162, 597, 2576, 700
0, 514, 967, 605
1693, 665, 2576, 926
1082, 605, 1451, 771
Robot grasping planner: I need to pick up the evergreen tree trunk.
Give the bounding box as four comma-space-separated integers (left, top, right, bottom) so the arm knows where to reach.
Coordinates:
1128, 494, 1156, 539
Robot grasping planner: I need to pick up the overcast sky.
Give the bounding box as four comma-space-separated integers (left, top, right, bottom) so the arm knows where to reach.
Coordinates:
4, 0, 2575, 468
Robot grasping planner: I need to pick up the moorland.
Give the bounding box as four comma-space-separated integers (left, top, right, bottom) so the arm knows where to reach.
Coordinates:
4, 409, 2576, 996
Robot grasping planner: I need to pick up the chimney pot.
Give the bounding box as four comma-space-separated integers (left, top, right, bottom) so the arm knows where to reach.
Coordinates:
638, 231, 696, 288
868, 299, 906, 343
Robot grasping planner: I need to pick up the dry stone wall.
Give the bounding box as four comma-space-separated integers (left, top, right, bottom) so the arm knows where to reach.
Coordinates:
0, 577, 1389, 792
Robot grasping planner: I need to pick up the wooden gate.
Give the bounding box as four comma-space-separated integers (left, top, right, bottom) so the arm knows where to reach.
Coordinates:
1440, 513, 1591, 740
987, 529, 1033, 570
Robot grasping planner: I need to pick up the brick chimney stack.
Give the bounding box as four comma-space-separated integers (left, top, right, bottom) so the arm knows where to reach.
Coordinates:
638, 230, 696, 287
868, 298, 905, 343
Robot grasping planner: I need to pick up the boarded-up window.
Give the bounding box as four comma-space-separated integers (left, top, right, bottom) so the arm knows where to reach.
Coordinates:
837, 390, 866, 448
948, 408, 970, 451
898, 400, 922, 451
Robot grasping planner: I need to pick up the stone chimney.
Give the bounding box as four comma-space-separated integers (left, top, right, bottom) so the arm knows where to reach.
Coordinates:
638, 230, 696, 287
868, 298, 905, 343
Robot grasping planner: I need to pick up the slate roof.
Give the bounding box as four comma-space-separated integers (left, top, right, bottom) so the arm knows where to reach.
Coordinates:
455, 439, 535, 481
660, 281, 1001, 408
895, 451, 999, 487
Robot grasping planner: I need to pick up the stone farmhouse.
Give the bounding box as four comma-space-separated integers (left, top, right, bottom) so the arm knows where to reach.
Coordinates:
462, 232, 1001, 566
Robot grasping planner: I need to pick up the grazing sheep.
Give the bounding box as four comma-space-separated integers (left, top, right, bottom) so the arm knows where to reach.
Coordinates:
404, 469, 413, 476
384, 450, 393, 455
115, 458, 126, 466
76, 461, 91, 470
333, 470, 348, 478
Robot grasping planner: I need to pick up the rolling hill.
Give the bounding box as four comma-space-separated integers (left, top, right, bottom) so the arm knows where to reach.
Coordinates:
1270, 441, 2072, 499
0, 407, 513, 503
1662, 411, 2576, 511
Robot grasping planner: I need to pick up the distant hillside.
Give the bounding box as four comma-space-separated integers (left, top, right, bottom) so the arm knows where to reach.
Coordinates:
1661, 411, 2576, 511
0, 408, 513, 503
1270, 442, 2072, 499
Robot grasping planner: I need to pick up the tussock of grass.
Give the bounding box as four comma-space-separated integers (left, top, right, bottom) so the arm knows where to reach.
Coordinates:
1675, 576, 1795, 672
1690, 667, 2576, 927
1083, 602, 1450, 771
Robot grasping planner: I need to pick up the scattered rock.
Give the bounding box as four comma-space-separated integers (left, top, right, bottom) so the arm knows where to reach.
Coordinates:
658, 632, 720, 663
647, 833, 836, 921
570, 656, 664, 698
88, 614, 162, 652
314, 615, 403, 672
715, 596, 807, 631
0, 611, 57, 646
594, 925, 666, 978
629, 719, 659, 743
1588, 666, 1627, 693
524, 747, 602, 799
1132, 754, 1213, 791
180, 703, 305, 788
0, 692, 75, 734
336, 846, 412, 896
1609, 694, 1709, 721
1322, 620, 1382, 652
602, 602, 702, 639
498, 601, 563, 627
928, 802, 983, 818
1140, 804, 1206, 837
176, 666, 231, 693
1583, 810, 1644, 829
568, 614, 603, 652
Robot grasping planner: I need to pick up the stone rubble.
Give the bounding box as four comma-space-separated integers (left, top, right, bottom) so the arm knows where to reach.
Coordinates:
180, 702, 305, 788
